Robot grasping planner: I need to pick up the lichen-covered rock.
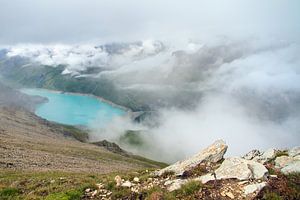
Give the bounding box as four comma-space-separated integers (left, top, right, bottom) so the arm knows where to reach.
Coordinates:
288, 146, 300, 157
275, 156, 295, 168
258, 148, 277, 163
275, 155, 300, 174
199, 157, 268, 183
248, 148, 278, 164
121, 180, 133, 188
243, 148, 278, 164
244, 182, 267, 195
155, 140, 227, 176
166, 179, 188, 192
115, 175, 122, 187
281, 161, 300, 174
243, 150, 261, 160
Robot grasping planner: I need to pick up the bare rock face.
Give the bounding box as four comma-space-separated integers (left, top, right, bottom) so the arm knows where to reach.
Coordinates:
199, 157, 268, 183
155, 140, 227, 176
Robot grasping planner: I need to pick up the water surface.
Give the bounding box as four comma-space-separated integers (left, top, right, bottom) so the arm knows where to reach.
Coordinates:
21, 88, 125, 126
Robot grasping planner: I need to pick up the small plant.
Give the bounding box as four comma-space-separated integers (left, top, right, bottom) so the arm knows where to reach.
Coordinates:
268, 167, 277, 175
110, 187, 132, 199
45, 190, 81, 200
263, 192, 282, 200
175, 180, 203, 196
160, 170, 175, 178
0, 188, 20, 200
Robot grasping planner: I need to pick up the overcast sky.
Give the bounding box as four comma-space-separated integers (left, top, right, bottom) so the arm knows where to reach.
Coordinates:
0, 0, 299, 44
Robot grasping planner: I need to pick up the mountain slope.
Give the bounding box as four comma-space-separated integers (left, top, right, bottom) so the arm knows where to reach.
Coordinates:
0, 106, 164, 173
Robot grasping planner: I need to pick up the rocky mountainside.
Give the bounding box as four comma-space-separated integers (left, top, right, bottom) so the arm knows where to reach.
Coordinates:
0, 83, 165, 172
77, 141, 299, 200
0, 83, 299, 199
0, 81, 47, 111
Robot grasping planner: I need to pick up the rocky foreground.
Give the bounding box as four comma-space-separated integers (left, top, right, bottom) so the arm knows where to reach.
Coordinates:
82, 140, 299, 200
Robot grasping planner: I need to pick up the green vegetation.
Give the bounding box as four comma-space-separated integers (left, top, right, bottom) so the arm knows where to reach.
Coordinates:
0, 64, 149, 111
274, 151, 289, 158
258, 172, 300, 200
57, 124, 89, 142
262, 192, 283, 200
0, 170, 94, 199
45, 190, 81, 200
286, 173, 300, 198
160, 170, 175, 178
175, 180, 203, 196
0, 188, 20, 200
119, 130, 145, 146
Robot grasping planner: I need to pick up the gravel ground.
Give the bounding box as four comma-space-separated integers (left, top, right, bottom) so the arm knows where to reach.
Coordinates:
0, 106, 161, 173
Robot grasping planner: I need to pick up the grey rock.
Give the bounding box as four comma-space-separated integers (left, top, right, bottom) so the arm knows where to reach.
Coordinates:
155, 140, 227, 176
243, 150, 261, 160
252, 148, 278, 164
199, 157, 268, 183
244, 182, 267, 195
275, 156, 295, 168
121, 180, 133, 188
281, 160, 300, 174
288, 146, 300, 157
166, 179, 188, 192
275, 155, 300, 174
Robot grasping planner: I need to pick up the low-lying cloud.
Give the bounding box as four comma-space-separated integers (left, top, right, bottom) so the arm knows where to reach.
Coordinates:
2, 37, 300, 163
85, 39, 300, 162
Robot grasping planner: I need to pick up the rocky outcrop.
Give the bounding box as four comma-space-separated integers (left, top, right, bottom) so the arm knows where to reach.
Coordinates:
242, 149, 261, 160
256, 148, 278, 163
281, 162, 300, 174
243, 148, 278, 164
97, 142, 300, 199
198, 157, 268, 183
275, 155, 300, 174
288, 146, 300, 157
92, 140, 129, 156
155, 140, 227, 176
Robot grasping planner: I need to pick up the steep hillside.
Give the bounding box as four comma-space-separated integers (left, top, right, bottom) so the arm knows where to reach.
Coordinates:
0, 106, 165, 173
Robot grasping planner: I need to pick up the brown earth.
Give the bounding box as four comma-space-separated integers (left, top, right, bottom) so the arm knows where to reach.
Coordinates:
0, 106, 164, 174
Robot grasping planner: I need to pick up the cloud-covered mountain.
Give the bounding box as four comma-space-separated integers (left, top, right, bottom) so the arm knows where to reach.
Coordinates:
1, 38, 300, 161
5, 40, 165, 76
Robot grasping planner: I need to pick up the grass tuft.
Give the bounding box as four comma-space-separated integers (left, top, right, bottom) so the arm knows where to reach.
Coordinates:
175, 180, 203, 196
0, 188, 20, 200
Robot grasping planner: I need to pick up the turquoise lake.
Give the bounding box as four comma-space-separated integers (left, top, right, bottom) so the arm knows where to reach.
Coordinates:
21, 88, 126, 126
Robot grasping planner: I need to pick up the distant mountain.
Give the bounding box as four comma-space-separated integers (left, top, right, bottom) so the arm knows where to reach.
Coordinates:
0, 81, 47, 111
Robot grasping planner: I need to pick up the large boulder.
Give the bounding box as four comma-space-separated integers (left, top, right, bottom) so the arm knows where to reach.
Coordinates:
155, 140, 227, 176
198, 157, 268, 183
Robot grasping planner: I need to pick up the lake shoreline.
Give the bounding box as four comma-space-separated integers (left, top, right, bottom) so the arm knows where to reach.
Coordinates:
21, 87, 132, 113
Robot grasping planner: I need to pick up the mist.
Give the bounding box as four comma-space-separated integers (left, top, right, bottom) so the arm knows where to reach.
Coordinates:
0, 1, 299, 163
81, 39, 300, 163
